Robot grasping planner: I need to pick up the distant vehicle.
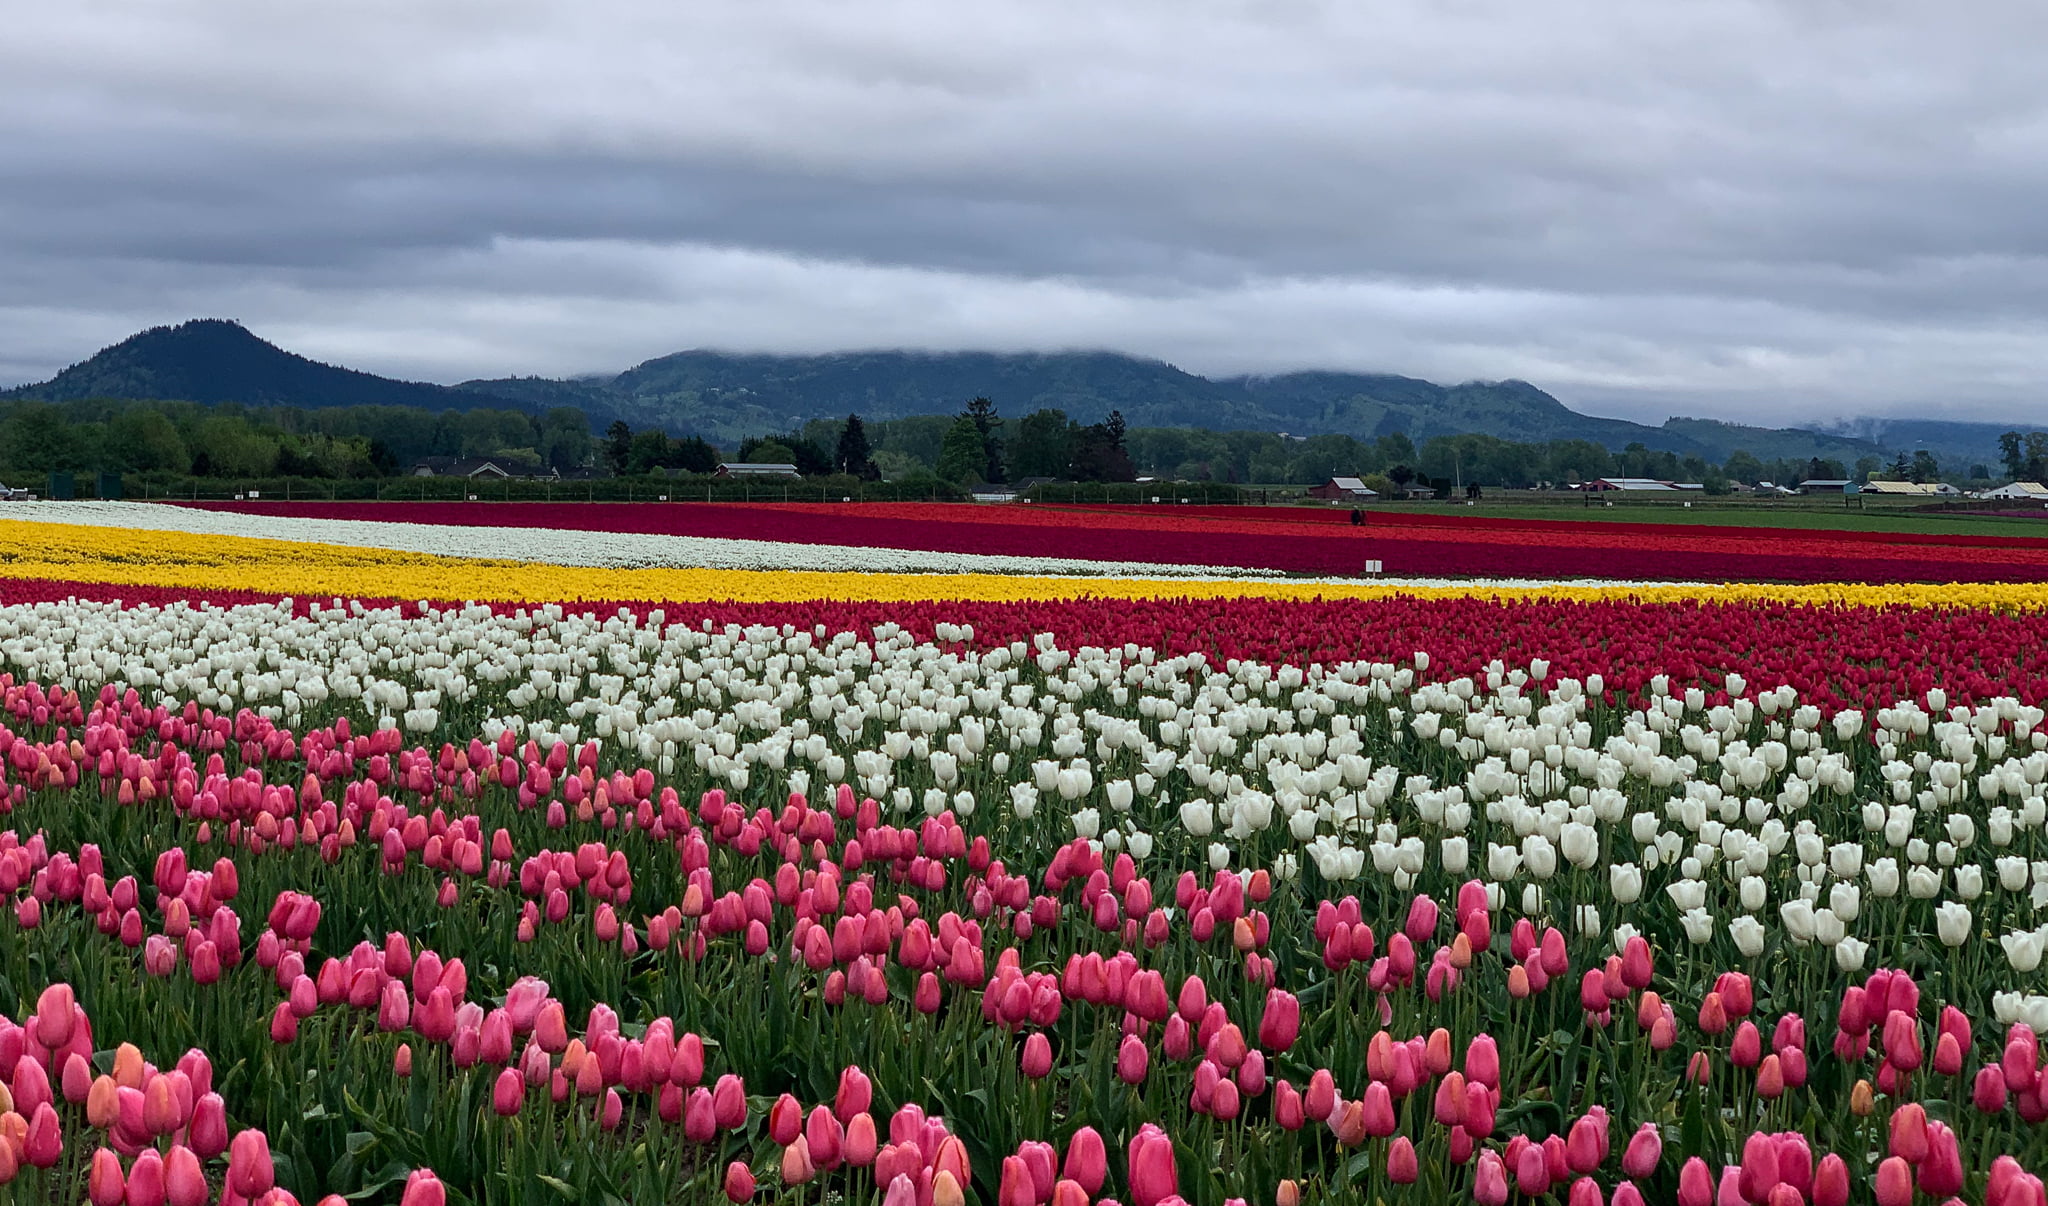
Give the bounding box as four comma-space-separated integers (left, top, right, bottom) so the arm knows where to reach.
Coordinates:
0, 482, 33, 501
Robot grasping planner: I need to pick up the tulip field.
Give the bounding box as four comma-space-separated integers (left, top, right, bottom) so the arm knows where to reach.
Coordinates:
1, 504, 2047, 1206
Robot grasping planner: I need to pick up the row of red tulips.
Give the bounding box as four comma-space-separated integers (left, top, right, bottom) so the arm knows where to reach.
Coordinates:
4, 582, 2045, 714
175, 501, 2048, 582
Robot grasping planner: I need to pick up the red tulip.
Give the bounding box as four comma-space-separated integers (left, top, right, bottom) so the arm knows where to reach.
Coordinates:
1811, 1154, 1849, 1206
768, 1093, 802, 1145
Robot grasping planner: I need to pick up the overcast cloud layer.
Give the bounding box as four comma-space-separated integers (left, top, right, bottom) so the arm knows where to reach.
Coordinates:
4, 1, 2047, 426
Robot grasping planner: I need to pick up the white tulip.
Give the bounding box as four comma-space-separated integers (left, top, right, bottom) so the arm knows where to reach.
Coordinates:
1680, 907, 1715, 944
1813, 908, 1845, 947
1521, 884, 1544, 914
1834, 936, 1869, 971
1729, 916, 1766, 957
1072, 808, 1100, 839
1779, 899, 1817, 944
1666, 878, 1707, 911
1609, 863, 1643, 905
1828, 882, 1861, 923
1559, 822, 1599, 870
1866, 859, 1901, 898
2002, 929, 2045, 972
1935, 902, 1972, 947
1576, 904, 1602, 936
1208, 843, 1231, 871
1441, 836, 1470, 875
1953, 864, 1984, 901
1179, 799, 1215, 837
1907, 865, 1943, 899
1739, 876, 1767, 912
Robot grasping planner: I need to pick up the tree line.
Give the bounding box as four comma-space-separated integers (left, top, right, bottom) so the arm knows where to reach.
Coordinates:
2, 394, 2042, 491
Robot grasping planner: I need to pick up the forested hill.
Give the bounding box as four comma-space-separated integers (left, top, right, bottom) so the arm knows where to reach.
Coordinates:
10, 320, 1905, 464
6, 319, 524, 412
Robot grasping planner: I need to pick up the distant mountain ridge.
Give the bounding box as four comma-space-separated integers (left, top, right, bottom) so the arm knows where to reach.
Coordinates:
5, 319, 526, 412
6, 318, 2015, 468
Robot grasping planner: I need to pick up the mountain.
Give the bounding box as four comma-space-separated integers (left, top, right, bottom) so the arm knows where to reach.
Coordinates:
13, 319, 2023, 468
1806, 417, 2020, 477
3, 319, 523, 412
461, 349, 1892, 464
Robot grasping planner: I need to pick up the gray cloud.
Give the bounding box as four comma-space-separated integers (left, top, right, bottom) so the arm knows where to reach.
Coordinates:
4, 0, 2047, 424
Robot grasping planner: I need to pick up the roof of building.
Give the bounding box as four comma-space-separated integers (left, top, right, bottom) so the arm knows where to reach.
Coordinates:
1588, 477, 1680, 491
1860, 480, 1944, 495
716, 462, 801, 475
1799, 479, 1853, 487
1325, 476, 1378, 493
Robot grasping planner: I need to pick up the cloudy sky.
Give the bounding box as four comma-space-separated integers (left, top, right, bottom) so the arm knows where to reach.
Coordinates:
4, 1, 2046, 426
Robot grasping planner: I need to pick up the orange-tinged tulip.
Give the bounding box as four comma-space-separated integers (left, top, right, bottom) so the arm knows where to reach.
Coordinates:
780, 1136, 815, 1186
88, 1147, 125, 1206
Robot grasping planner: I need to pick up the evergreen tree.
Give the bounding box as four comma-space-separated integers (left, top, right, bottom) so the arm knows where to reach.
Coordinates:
963, 396, 1006, 483
603, 420, 633, 476
935, 416, 987, 485
836, 413, 877, 479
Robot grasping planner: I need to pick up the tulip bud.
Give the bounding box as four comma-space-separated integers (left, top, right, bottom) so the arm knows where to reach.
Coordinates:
722, 1161, 755, 1203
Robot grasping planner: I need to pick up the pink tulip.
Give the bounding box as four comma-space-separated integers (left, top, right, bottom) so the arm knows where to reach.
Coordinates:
1874, 1156, 1913, 1206
999, 1156, 1036, 1206
1386, 1136, 1419, 1184
1064, 1126, 1107, 1195
493, 1067, 525, 1116
400, 1170, 447, 1206
1677, 1157, 1714, 1206
1916, 1122, 1963, 1198
1117, 1035, 1150, 1085
1022, 1033, 1053, 1079
1622, 1122, 1661, 1178
1258, 988, 1300, 1052
1976, 1065, 2012, 1113
165, 1146, 209, 1206
781, 1136, 816, 1186
723, 1161, 755, 1203
88, 1147, 126, 1206
836, 1065, 872, 1122
1475, 1151, 1509, 1206
1128, 1123, 1178, 1206
228, 1127, 275, 1196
